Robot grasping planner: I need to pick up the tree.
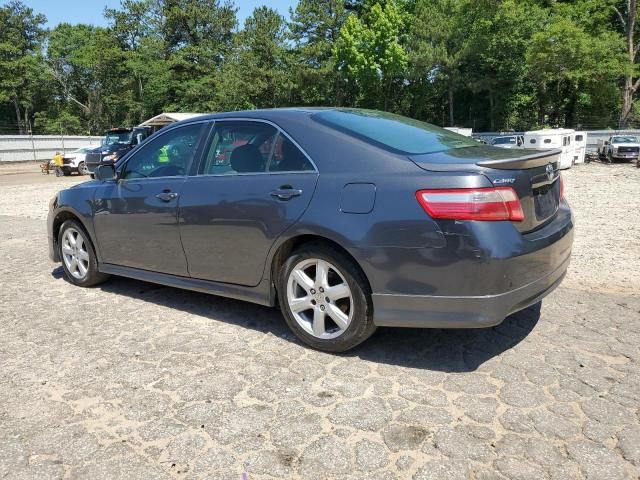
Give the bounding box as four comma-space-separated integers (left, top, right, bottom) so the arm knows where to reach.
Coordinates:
288, 0, 349, 105
0, 1, 47, 134
160, 0, 237, 111
614, 0, 640, 126
216, 7, 291, 110
409, 0, 463, 126
334, 1, 408, 109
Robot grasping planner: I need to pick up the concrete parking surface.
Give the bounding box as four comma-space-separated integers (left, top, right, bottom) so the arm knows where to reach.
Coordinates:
0, 161, 639, 479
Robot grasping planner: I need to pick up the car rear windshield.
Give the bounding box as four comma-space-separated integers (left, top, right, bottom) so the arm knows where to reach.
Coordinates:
312, 109, 478, 154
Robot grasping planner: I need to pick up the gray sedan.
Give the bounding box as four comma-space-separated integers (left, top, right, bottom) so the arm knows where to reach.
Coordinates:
47, 108, 573, 352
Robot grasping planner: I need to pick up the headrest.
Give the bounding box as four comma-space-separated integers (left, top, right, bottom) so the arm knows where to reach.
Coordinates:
230, 144, 264, 173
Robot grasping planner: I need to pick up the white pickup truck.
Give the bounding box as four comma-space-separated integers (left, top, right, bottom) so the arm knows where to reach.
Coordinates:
597, 135, 640, 163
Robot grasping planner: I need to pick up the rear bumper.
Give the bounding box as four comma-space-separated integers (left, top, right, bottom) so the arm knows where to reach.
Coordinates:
372, 253, 569, 328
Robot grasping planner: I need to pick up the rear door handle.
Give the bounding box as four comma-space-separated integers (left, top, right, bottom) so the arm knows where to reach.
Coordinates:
270, 188, 303, 200
156, 191, 178, 202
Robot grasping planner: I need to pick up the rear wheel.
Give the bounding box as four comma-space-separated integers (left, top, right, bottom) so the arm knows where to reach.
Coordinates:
278, 243, 376, 352
77, 161, 86, 175
58, 220, 109, 287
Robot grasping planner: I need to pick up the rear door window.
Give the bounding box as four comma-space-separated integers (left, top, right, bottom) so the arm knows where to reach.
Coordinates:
199, 121, 277, 175
198, 121, 315, 174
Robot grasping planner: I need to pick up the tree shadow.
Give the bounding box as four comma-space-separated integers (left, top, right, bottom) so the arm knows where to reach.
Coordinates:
51, 267, 540, 372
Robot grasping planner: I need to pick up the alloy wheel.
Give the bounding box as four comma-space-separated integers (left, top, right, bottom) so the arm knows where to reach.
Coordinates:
61, 227, 90, 280
287, 258, 353, 339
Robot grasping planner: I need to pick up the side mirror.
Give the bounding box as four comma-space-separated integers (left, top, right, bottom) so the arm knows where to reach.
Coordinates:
136, 133, 144, 144
95, 164, 117, 181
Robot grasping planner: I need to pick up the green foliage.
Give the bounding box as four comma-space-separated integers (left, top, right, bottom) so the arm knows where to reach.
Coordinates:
0, 0, 637, 134
334, 1, 408, 109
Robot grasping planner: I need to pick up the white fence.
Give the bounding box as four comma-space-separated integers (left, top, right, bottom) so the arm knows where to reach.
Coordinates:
0, 135, 102, 163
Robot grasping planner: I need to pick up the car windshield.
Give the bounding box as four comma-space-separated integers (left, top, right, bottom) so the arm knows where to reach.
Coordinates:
612, 136, 637, 143
312, 109, 478, 155
492, 137, 516, 145
104, 131, 132, 145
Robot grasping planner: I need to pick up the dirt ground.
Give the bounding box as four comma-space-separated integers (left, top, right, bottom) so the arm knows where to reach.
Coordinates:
0, 160, 639, 479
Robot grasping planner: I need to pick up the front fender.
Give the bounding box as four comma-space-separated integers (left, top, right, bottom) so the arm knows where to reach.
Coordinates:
50, 183, 101, 261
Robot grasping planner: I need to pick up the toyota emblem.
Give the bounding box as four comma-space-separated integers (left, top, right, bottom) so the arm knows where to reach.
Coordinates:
546, 164, 554, 181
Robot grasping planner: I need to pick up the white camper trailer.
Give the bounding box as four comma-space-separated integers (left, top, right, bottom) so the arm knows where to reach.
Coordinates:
572, 131, 586, 164
444, 127, 473, 137
523, 129, 576, 169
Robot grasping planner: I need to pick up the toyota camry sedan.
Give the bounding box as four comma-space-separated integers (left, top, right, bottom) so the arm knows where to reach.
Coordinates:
47, 108, 573, 352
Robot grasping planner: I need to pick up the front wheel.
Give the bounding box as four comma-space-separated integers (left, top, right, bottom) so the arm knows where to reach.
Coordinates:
58, 220, 109, 287
77, 161, 86, 175
278, 243, 376, 352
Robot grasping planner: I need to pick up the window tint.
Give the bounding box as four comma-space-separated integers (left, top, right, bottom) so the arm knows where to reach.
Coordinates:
199, 121, 282, 175
267, 135, 314, 172
543, 138, 552, 144
529, 139, 536, 144
575, 135, 583, 141
313, 109, 478, 155
122, 123, 202, 179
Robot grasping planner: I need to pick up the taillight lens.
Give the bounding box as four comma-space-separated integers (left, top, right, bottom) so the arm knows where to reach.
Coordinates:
416, 187, 525, 222
559, 174, 564, 200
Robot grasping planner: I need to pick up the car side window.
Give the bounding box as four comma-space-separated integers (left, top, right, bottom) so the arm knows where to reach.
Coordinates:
267, 135, 314, 172
122, 124, 203, 179
199, 121, 278, 175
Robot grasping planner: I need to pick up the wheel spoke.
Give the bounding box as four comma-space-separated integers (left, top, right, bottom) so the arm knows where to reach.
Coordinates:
69, 257, 78, 273
67, 232, 77, 247
315, 260, 329, 288
326, 303, 349, 330
77, 249, 89, 262
326, 283, 350, 302
292, 269, 314, 293
312, 308, 326, 336
290, 296, 313, 313
77, 260, 88, 276
62, 244, 73, 255
76, 235, 85, 250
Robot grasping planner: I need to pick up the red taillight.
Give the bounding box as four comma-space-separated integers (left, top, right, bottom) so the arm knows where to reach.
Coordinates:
416, 187, 525, 222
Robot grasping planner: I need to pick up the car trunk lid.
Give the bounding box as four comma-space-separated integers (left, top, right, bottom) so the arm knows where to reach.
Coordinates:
409, 146, 562, 233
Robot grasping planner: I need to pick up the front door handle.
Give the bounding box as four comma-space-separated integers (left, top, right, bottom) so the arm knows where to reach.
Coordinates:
270, 187, 303, 201
156, 191, 178, 202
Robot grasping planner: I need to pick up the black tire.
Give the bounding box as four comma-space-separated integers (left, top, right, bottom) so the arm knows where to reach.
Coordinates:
277, 242, 376, 352
58, 219, 109, 287
77, 162, 85, 176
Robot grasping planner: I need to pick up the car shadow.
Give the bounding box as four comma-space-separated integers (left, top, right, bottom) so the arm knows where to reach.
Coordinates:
51, 267, 540, 372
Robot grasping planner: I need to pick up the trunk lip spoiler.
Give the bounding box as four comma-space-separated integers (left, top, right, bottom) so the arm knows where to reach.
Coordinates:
476, 149, 561, 170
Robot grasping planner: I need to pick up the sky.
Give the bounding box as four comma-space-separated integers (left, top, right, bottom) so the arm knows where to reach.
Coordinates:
8, 0, 298, 28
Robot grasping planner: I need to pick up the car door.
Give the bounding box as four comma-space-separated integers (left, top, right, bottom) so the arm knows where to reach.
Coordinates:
93, 122, 206, 276
178, 119, 319, 286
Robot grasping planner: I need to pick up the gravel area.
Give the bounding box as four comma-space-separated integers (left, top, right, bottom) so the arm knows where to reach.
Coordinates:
0, 161, 639, 479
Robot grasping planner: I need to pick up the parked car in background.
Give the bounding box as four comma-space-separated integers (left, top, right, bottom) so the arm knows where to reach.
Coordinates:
491, 135, 523, 148
65, 146, 95, 175
85, 126, 152, 177
48, 146, 94, 176
597, 135, 640, 163
47, 108, 573, 352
